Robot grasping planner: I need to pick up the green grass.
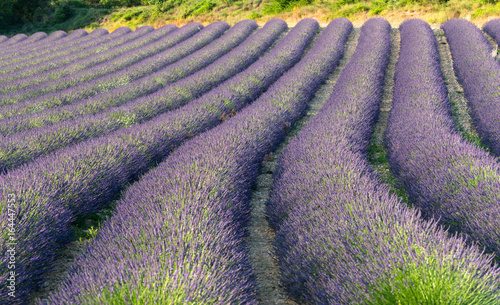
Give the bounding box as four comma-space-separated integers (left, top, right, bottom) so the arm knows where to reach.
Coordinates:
1, 0, 498, 37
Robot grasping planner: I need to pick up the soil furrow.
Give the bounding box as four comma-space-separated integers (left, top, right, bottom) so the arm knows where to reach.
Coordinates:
244, 26, 360, 304
483, 30, 500, 61
367, 28, 408, 203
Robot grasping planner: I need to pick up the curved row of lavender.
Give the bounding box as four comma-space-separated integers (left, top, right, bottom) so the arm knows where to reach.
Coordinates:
0, 21, 216, 122
0, 31, 51, 53
0, 26, 176, 102
0, 36, 8, 43
483, 18, 500, 45
0, 28, 122, 77
0, 20, 259, 173
0, 30, 79, 64
385, 19, 500, 261
0, 29, 98, 69
0, 19, 292, 304
442, 19, 500, 157
267, 18, 500, 304
0, 33, 28, 48
0, 26, 145, 93
43, 17, 350, 305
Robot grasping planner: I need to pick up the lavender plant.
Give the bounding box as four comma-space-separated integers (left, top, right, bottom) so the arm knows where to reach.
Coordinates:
0, 22, 216, 122
0, 30, 74, 64
43, 17, 351, 305
385, 19, 500, 261
442, 19, 500, 157
0, 25, 178, 102
0, 28, 123, 77
268, 18, 500, 304
0, 20, 264, 172
0, 26, 143, 92
0, 36, 8, 44
0, 29, 92, 67
0, 18, 315, 304
0, 34, 28, 48
0, 32, 49, 52
483, 19, 500, 45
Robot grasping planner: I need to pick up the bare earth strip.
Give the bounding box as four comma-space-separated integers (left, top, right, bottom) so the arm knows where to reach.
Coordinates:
29, 25, 291, 305
483, 30, 500, 62
244, 26, 360, 305
367, 28, 407, 203
434, 28, 486, 150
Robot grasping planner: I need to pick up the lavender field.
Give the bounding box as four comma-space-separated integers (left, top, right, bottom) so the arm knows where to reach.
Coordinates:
1, 17, 500, 305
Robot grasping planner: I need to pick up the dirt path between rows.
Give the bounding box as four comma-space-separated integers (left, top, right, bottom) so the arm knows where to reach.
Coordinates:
367, 28, 404, 202
483, 31, 500, 62
244, 26, 360, 304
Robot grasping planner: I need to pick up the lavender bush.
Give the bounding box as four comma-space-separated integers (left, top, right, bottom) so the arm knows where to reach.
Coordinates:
0, 32, 49, 52
442, 19, 500, 157
0, 29, 92, 68
0, 36, 8, 44
0, 22, 215, 122
0, 20, 265, 172
0, 25, 176, 102
0, 26, 143, 92
43, 17, 351, 305
385, 20, 500, 260
0, 18, 297, 304
0, 28, 120, 77
0, 34, 28, 48
268, 18, 500, 304
483, 18, 500, 45
0, 30, 74, 64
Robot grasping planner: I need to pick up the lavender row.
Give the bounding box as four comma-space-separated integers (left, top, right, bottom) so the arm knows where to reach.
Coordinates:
44, 17, 350, 304
483, 18, 500, 45
385, 20, 500, 261
0, 22, 217, 123
0, 28, 121, 78
0, 27, 132, 79
0, 24, 181, 101
0, 20, 262, 172
0, 18, 304, 304
0, 26, 177, 103
0, 29, 92, 68
0, 26, 145, 95
0, 34, 28, 48
0, 32, 51, 53
0, 30, 81, 64
442, 19, 500, 157
267, 18, 500, 304
0, 36, 7, 44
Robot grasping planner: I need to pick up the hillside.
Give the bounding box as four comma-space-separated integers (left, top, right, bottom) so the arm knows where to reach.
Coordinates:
0, 0, 499, 36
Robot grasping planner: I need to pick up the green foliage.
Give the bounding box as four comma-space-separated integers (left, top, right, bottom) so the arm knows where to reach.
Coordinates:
152, 0, 182, 12
100, 0, 142, 8
0, 0, 14, 28
263, 0, 312, 14
366, 254, 500, 304
53, 1, 75, 23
